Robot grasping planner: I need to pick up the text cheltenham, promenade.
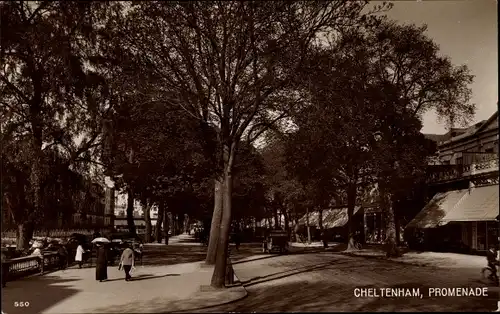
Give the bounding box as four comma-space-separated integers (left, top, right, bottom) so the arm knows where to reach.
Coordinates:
354, 287, 489, 298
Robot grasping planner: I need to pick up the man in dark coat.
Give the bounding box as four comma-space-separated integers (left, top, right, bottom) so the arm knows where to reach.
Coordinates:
57, 245, 68, 270
95, 243, 108, 282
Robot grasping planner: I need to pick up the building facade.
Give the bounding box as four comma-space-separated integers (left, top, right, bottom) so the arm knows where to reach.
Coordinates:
407, 111, 499, 253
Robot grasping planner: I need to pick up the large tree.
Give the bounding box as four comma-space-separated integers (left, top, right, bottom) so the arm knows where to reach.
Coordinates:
285, 20, 475, 255
110, 1, 388, 288
0, 1, 120, 248
354, 21, 475, 257
104, 94, 216, 238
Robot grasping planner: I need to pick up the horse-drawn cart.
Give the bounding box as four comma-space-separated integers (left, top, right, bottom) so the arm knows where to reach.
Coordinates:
262, 230, 289, 254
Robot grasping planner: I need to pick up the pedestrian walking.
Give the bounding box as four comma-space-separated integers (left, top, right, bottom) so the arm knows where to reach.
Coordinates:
119, 243, 135, 281
95, 243, 108, 282
75, 243, 85, 269
233, 230, 241, 251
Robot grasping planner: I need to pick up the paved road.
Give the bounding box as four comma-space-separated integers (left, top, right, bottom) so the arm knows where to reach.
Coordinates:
208, 252, 499, 312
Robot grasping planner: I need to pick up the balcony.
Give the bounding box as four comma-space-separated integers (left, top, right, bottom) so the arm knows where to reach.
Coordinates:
428, 156, 499, 184
462, 158, 499, 176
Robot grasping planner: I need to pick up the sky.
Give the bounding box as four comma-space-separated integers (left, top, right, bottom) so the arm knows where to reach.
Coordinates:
383, 0, 498, 135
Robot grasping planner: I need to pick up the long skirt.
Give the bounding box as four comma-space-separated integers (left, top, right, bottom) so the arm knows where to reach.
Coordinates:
96, 261, 108, 281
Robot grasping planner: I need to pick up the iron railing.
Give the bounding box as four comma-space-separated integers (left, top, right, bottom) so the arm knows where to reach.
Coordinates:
3, 252, 61, 282
428, 157, 499, 183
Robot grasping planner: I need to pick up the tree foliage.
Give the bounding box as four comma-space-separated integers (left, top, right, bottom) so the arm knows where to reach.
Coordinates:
1, 1, 121, 248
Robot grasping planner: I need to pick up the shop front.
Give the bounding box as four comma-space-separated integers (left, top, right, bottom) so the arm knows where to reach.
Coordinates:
457, 221, 499, 251
407, 184, 499, 253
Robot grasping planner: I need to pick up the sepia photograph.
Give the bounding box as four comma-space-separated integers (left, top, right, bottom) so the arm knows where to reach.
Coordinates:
1, 0, 498, 313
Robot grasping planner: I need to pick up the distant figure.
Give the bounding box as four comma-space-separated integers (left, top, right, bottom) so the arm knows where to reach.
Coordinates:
75, 244, 85, 269
57, 245, 68, 270
119, 244, 135, 281
1, 251, 7, 287
31, 247, 42, 256
93, 229, 101, 240
233, 230, 241, 251
321, 230, 329, 248
95, 244, 108, 282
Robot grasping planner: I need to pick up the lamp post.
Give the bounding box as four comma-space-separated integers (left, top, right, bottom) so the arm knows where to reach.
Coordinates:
372, 131, 383, 242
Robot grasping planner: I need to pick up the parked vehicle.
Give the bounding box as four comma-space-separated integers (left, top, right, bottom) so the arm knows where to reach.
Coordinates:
262, 230, 289, 254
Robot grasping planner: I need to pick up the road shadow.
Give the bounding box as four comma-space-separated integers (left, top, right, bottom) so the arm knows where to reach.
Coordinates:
242, 260, 352, 287
2, 276, 81, 314
208, 279, 497, 312
230, 244, 341, 265
141, 245, 207, 266
130, 274, 180, 281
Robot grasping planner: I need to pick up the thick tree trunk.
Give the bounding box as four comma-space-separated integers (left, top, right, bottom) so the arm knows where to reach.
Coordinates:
273, 207, 279, 229
306, 208, 311, 243
144, 201, 152, 243
284, 211, 290, 239
395, 210, 401, 246
211, 167, 233, 288
382, 186, 399, 257
206, 178, 224, 265
318, 209, 323, 230
155, 203, 164, 243
346, 182, 358, 251
362, 208, 367, 245
163, 211, 169, 245
184, 214, 190, 233
126, 187, 136, 235
294, 218, 300, 242
16, 222, 34, 250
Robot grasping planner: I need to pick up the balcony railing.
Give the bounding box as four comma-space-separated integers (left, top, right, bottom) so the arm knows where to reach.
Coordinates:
428, 157, 499, 183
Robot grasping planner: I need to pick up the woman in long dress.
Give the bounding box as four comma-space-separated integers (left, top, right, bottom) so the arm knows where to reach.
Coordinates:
95, 243, 108, 282
75, 244, 85, 268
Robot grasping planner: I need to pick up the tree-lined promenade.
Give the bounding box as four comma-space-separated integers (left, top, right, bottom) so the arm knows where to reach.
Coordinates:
1, 1, 475, 289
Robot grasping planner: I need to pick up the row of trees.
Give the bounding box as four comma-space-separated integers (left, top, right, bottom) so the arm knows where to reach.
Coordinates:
1, 1, 475, 288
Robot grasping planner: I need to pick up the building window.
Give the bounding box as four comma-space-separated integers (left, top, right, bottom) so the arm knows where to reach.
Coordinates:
485, 148, 494, 154
456, 157, 463, 165
477, 221, 487, 251
487, 221, 498, 249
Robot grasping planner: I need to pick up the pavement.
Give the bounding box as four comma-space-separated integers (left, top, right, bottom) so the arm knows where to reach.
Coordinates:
1, 234, 247, 314
207, 246, 500, 312
4, 236, 499, 313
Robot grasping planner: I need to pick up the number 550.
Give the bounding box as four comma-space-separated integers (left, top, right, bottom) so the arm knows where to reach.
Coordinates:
14, 301, 30, 307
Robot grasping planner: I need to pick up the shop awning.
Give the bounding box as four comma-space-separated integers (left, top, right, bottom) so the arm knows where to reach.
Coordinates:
441, 184, 499, 222
298, 207, 361, 228
297, 212, 320, 226
406, 189, 468, 229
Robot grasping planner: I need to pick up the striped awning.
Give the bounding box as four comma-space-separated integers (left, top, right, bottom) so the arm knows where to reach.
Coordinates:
298, 207, 361, 229
441, 185, 499, 222
406, 189, 468, 229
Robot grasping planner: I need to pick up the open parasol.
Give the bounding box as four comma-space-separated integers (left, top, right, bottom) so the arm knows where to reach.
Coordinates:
91, 237, 110, 244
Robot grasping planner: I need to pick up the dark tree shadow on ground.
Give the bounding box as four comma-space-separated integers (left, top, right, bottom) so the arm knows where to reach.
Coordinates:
140, 245, 207, 266
241, 260, 352, 287
102, 273, 180, 282
2, 276, 81, 314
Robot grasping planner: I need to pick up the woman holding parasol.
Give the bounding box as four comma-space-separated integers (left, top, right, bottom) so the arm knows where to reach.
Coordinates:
92, 237, 110, 282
